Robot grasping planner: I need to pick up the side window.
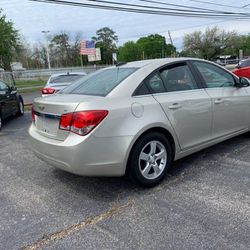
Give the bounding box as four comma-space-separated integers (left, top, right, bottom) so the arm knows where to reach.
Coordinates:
134, 83, 150, 96
160, 64, 198, 92
0, 81, 8, 91
193, 61, 235, 88
146, 73, 165, 94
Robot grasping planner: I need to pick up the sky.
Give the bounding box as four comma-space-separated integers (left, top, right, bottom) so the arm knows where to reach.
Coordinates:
1, 0, 250, 50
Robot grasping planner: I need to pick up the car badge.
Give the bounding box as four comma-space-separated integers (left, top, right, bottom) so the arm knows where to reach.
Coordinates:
38, 105, 45, 111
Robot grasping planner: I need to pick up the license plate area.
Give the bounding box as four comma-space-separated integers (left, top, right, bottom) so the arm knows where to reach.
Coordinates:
35, 112, 60, 136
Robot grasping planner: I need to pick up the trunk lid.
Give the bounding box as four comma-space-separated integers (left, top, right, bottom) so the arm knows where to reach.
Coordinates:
33, 94, 103, 141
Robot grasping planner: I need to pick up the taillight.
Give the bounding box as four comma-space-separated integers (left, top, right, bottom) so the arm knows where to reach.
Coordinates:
59, 110, 108, 136
31, 106, 35, 122
41, 88, 55, 95
59, 113, 73, 131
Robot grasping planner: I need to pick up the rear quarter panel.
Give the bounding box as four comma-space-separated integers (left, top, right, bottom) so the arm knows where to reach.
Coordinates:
75, 95, 181, 166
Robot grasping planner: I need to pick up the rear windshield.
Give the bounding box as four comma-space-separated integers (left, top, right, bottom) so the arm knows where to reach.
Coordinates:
238, 60, 250, 68
49, 75, 85, 84
60, 67, 138, 96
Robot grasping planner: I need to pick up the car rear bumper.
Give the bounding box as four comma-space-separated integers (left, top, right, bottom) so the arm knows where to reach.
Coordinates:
29, 124, 133, 176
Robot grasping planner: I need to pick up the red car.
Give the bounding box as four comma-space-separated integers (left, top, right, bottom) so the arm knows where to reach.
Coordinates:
232, 59, 250, 79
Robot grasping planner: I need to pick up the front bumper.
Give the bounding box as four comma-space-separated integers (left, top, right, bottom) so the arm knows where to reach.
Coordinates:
29, 124, 133, 176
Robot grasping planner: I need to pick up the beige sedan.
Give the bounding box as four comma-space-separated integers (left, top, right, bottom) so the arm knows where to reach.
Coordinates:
29, 58, 250, 186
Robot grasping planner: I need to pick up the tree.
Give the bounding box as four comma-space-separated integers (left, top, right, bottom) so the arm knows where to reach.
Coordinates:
0, 10, 20, 70
92, 27, 118, 64
238, 34, 250, 56
118, 34, 176, 62
182, 27, 240, 60
50, 32, 71, 67
118, 41, 141, 62
137, 34, 176, 59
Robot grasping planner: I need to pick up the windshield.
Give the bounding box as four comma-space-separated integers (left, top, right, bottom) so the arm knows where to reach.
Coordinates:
60, 67, 138, 96
49, 75, 85, 84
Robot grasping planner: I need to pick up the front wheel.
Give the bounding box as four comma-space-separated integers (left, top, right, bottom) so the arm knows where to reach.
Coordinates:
127, 132, 172, 187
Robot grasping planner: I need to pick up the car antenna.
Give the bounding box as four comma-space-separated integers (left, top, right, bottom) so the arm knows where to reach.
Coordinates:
116, 62, 127, 67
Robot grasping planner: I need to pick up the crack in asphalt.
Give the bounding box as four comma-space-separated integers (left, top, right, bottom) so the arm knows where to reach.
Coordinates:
19, 172, 186, 250
21, 199, 135, 250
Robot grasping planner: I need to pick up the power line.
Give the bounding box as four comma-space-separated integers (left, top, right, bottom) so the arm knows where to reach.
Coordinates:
138, 0, 220, 13
29, 0, 250, 19
188, 0, 250, 10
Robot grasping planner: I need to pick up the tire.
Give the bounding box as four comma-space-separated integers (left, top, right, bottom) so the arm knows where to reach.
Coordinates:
127, 132, 172, 187
16, 98, 24, 116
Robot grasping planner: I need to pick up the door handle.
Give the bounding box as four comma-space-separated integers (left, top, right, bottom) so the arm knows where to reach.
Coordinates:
214, 98, 223, 104
168, 103, 182, 110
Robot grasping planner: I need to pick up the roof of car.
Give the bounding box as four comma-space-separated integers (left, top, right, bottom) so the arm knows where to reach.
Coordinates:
49, 72, 87, 77
117, 57, 199, 69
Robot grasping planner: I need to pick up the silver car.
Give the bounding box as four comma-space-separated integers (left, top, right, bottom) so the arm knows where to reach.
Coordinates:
29, 58, 250, 186
41, 72, 86, 96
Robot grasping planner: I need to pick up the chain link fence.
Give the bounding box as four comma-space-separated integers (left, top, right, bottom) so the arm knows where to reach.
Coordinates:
0, 65, 110, 85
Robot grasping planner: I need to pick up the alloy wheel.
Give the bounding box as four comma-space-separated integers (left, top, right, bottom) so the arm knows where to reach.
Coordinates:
138, 140, 167, 180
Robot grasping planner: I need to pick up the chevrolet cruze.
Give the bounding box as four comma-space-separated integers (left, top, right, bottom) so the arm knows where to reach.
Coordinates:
29, 58, 250, 186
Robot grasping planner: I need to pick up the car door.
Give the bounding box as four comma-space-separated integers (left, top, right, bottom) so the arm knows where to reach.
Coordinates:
145, 62, 213, 150
192, 61, 250, 139
0, 80, 11, 118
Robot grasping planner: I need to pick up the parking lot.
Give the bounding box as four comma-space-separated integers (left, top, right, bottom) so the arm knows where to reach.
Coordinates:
0, 113, 249, 249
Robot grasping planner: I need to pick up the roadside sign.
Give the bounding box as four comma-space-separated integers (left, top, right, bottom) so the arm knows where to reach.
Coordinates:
88, 48, 101, 62
112, 53, 117, 62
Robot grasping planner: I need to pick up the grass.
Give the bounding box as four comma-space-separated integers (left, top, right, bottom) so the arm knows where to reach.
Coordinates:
18, 86, 42, 94
24, 105, 32, 112
15, 79, 45, 88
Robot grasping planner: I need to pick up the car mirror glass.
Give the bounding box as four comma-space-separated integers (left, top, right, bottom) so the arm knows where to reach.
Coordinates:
239, 77, 250, 87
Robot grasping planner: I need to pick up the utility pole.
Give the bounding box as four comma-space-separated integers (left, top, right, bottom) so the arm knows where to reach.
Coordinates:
41, 30, 51, 70
168, 30, 176, 57
162, 38, 165, 58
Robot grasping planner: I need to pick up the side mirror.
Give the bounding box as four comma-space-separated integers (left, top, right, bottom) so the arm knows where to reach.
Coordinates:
237, 77, 250, 87
10, 85, 17, 91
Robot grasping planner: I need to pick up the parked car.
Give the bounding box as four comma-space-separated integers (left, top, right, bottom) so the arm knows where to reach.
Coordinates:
232, 58, 250, 78
29, 58, 250, 186
0, 80, 24, 130
41, 72, 86, 96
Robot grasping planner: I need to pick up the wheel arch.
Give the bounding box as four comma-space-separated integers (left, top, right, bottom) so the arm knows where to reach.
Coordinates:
124, 126, 177, 175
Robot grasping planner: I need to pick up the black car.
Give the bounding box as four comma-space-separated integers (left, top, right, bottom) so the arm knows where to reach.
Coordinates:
0, 80, 24, 130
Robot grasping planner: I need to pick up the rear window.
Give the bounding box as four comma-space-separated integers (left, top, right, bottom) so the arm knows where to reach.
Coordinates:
238, 60, 250, 68
60, 67, 138, 96
49, 75, 85, 84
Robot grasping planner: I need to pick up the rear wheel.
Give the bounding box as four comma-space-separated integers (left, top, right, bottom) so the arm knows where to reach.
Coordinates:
16, 98, 24, 116
127, 132, 172, 187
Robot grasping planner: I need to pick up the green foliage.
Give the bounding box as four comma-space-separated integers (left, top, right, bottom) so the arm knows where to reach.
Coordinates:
118, 41, 141, 62
50, 32, 82, 67
137, 34, 165, 59
0, 10, 20, 70
239, 34, 250, 56
182, 27, 241, 60
118, 34, 176, 62
92, 27, 118, 64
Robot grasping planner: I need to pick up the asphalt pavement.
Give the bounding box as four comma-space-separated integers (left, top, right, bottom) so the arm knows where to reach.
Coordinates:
0, 113, 249, 249
21, 91, 41, 105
